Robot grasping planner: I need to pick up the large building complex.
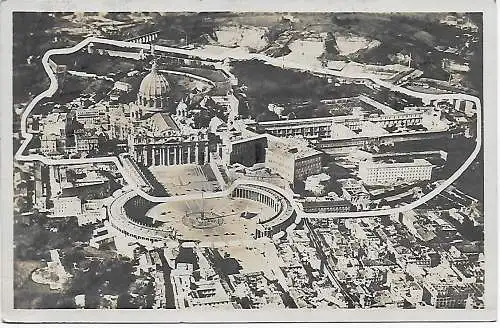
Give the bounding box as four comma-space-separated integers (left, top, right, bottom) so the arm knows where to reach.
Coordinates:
264, 137, 323, 185
43, 60, 213, 167
221, 134, 268, 167
250, 96, 428, 141
358, 159, 433, 185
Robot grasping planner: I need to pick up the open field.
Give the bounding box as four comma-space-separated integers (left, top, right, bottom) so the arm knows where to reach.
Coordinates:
212, 25, 268, 51
282, 40, 324, 69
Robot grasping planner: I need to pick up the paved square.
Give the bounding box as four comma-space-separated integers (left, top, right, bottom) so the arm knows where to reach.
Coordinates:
149, 164, 220, 196
145, 197, 276, 243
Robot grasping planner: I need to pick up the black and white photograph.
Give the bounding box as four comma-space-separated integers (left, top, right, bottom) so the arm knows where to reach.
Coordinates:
1, 0, 497, 324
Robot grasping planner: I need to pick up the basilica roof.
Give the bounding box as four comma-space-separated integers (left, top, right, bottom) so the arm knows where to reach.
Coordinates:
138, 61, 170, 99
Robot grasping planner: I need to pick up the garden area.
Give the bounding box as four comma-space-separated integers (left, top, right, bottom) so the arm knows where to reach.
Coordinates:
231, 60, 374, 121
13, 215, 91, 308
13, 213, 154, 309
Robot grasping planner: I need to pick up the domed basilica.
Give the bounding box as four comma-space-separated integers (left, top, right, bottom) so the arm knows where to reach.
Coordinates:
136, 60, 171, 112
124, 59, 210, 167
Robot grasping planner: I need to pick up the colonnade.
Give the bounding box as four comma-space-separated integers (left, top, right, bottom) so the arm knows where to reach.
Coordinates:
372, 116, 423, 128
232, 186, 282, 214
134, 142, 209, 166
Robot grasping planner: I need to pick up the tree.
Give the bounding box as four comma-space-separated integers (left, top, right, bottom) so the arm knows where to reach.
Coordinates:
256, 111, 279, 122
237, 97, 250, 118
204, 97, 216, 108
193, 110, 213, 129
324, 32, 340, 55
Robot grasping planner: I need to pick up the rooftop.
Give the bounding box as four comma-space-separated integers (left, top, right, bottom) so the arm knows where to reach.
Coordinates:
360, 158, 432, 168
267, 135, 322, 159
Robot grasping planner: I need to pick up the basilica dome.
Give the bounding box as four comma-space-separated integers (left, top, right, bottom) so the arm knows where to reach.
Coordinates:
137, 61, 170, 111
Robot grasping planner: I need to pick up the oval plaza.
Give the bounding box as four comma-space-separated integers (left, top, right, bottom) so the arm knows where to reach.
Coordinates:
109, 180, 298, 248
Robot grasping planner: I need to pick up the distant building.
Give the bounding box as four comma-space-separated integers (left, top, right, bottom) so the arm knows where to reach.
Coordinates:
250, 96, 424, 140
76, 106, 102, 126
340, 178, 371, 210
126, 66, 211, 166
423, 283, 472, 308
48, 59, 67, 74
52, 196, 82, 217
265, 137, 322, 185
253, 116, 340, 140
137, 251, 162, 274
89, 223, 114, 249
108, 105, 135, 140
33, 162, 50, 209
128, 121, 210, 166
74, 128, 100, 152
188, 279, 232, 308
367, 112, 423, 129
440, 15, 479, 33
170, 263, 194, 309
302, 199, 351, 213
222, 133, 268, 167
40, 113, 67, 155
442, 59, 471, 73
40, 133, 60, 155
77, 199, 107, 226
358, 159, 433, 185
208, 93, 239, 113
57, 167, 111, 200
114, 81, 132, 92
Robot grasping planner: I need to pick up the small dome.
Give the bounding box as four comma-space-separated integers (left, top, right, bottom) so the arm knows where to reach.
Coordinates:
138, 61, 170, 99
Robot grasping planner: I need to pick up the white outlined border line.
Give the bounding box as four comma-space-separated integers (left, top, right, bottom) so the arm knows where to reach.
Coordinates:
14, 36, 482, 219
